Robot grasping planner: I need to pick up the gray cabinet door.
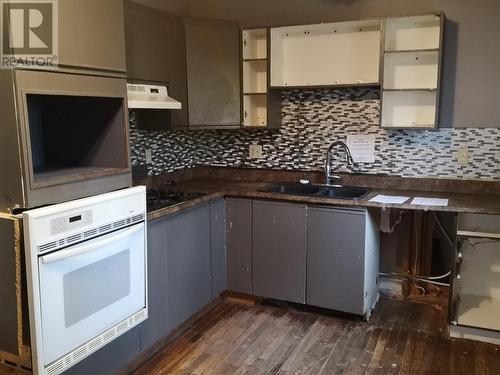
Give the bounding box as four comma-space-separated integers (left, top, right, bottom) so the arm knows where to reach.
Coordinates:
74, 0, 126, 72
185, 19, 241, 128
57, 0, 78, 67
226, 199, 253, 294
210, 199, 226, 298
307, 207, 366, 315
253, 201, 307, 304
165, 204, 212, 329
140, 217, 172, 351
124, 2, 189, 127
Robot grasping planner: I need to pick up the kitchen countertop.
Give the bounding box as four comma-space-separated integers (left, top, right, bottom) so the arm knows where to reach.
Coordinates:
141, 173, 500, 221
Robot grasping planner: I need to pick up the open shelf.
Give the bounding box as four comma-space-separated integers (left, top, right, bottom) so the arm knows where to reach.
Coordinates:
26, 93, 129, 187
243, 60, 268, 94
381, 14, 443, 129
383, 50, 439, 90
270, 19, 381, 87
243, 94, 267, 127
242, 28, 267, 60
381, 90, 437, 128
385, 48, 439, 54
33, 167, 129, 188
385, 14, 442, 51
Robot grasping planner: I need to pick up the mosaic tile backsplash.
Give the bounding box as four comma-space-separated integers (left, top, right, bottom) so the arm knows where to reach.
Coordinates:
130, 88, 500, 181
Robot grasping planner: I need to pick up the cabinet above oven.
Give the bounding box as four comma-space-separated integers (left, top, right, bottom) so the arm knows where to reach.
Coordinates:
0, 69, 132, 211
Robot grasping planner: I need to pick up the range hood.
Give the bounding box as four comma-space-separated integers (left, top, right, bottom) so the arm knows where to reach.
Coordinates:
127, 83, 182, 110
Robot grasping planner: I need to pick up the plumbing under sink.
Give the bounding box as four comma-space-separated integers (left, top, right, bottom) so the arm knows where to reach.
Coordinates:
260, 183, 370, 200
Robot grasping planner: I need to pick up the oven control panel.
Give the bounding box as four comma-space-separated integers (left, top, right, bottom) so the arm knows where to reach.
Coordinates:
50, 210, 93, 235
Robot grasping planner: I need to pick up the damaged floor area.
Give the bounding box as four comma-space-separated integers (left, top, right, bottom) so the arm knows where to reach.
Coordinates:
134, 294, 500, 375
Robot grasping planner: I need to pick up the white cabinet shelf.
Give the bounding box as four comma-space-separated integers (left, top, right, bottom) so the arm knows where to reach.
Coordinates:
242, 28, 267, 60
383, 50, 439, 90
270, 19, 381, 88
241, 28, 281, 128
243, 94, 267, 127
385, 14, 441, 51
381, 90, 437, 128
381, 13, 444, 129
243, 60, 267, 94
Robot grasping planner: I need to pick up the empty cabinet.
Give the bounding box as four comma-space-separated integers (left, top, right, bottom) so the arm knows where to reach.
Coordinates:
270, 20, 381, 87
253, 201, 307, 304
450, 213, 500, 343
381, 13, 444, 129
307, 206, 380, 318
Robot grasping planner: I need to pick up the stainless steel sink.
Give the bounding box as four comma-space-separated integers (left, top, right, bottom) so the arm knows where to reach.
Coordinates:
315, 186, 370, 200
260, 183, 370, 200
261, 183, 323, 196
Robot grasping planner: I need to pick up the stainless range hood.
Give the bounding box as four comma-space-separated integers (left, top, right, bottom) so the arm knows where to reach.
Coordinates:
127, 83, 182, 110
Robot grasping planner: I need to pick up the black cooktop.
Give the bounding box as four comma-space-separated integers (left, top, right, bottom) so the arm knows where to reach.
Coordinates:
146, 187, 206, 212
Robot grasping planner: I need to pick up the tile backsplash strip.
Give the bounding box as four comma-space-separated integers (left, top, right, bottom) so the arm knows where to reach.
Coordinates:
129, 88, 500, 181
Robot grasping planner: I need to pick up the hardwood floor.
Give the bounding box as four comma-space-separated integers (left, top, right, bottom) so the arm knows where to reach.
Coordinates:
134, 295, 500, 375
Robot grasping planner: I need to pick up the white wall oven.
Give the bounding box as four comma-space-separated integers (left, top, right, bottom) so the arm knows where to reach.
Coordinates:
23, 187, 148, 375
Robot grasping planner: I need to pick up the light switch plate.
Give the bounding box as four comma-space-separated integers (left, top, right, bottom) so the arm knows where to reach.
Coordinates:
249, 144, 263, 159
145, 148, 152, 164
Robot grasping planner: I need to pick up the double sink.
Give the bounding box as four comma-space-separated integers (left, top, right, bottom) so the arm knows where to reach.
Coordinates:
260, 182, 370, 200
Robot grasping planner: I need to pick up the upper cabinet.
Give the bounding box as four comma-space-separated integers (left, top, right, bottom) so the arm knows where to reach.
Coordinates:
241, 28, 281, 128
185, 19, 242, 128
380, 13, 445, 129
124, 1, 189, 128
270, 19, 381, 88
58, 0, 126, 73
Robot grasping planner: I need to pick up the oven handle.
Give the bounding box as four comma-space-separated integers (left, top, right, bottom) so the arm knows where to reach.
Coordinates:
41, 223, 144, 264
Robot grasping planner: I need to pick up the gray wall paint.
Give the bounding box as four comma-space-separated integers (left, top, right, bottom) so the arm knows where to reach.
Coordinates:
131, 0, 190, 17
189, 0, 500, 128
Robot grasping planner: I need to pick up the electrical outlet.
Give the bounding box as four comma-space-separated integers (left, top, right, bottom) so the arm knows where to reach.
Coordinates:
145, 148, 152, 164
249, 144, 263, 159
456, 146, 469, 165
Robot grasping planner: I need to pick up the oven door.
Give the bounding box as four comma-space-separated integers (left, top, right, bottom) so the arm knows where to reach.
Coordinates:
38, 223, 145, 365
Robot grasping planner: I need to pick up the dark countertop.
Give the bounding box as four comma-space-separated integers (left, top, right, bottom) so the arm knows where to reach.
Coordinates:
143, 175, 500, 221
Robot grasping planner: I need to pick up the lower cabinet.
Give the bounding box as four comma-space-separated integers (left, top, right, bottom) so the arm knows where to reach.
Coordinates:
306, 206, 380, 317
252, 201, 307, 304
165, 204, 212, 330
210, 199, 227, 298
226, 199, 253, 294
141, 202, 223, 353
140, 214, 173, 351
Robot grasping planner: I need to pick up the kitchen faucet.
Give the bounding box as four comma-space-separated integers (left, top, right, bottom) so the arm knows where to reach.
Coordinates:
324, 141, 355, 186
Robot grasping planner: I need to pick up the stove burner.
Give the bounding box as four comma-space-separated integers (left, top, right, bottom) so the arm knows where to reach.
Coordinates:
146, 187, 205, 212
